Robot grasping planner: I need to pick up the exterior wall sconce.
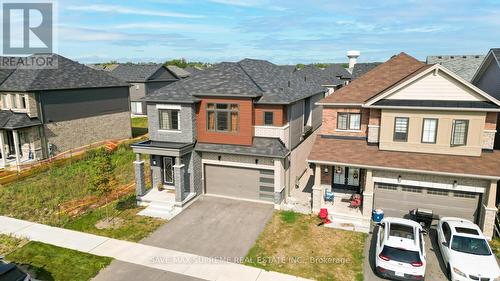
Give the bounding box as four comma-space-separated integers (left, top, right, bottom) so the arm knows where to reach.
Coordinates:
353, 170, 359, 179
398, 175, 402, 183
152, 160, 157, 166
218, 155, 221, 161
255, 159, 259, 164
324, 167, 329, 173
453, 180, 458, 188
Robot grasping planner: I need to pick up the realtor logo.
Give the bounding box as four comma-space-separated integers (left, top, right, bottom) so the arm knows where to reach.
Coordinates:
2, 2, 53, 55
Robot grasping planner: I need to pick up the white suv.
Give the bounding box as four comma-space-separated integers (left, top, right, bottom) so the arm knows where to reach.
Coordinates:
375, 217, 427, 280
437, 217, 500, 281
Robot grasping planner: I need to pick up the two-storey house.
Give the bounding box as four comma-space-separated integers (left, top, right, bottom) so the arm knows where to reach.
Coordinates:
308, 53, 500, 238
110, 64, 183, 116
0, 54, 131, 168
131, 59, 350, 217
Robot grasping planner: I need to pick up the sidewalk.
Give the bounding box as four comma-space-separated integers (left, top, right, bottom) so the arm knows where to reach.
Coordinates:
0, 216, 310, 281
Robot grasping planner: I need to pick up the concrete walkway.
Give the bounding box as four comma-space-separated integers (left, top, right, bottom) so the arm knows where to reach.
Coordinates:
0, 216, 309, 281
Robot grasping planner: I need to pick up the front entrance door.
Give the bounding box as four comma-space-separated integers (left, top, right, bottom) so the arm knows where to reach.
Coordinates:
332, 166, 361, 192
6, 131, 15, 156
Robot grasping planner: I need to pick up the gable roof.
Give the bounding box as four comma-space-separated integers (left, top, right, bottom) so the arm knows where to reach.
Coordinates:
0, 54, 128, 92
319, 53, 426, 105
471, 48, 500, 85
426, 54, 485, 81
166, 65, 191, 79
110, 63, 177, 82
351, 62, 382, 80
146, 58, 338, 105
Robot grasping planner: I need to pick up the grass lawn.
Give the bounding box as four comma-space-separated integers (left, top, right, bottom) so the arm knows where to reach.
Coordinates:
64, 194, 164, 242
244, 211, 367, 281
0, 144, 164, 242
5, 238, 112, 281
131, 117, 148, 137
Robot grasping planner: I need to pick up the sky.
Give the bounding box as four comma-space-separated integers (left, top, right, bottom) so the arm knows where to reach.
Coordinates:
46, 0, 500, 64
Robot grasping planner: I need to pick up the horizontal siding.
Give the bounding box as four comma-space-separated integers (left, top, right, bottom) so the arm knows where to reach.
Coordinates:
254, 104, 286, 126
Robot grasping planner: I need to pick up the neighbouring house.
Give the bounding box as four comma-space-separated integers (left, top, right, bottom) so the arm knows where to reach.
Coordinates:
0, 54, 131, 168
427, 54, 485, 81
308, 52, 500, 238
131, 58, 350, 218
351, 62, 382, 80
110, 64, 182, 116
471, 48, 500, 149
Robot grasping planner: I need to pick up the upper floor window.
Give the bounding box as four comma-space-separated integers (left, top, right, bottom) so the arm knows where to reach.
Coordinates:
264, 111, 274, 126
207, 103, 238, 132
159, 109, 179, 130
421, 118, 438, 143
19, 95, 27, 109
337, 112, 361, 130
0, 95, 5, 109
10, 94, 17, 109
451, 120, 468, 146
393, 117, 409, 142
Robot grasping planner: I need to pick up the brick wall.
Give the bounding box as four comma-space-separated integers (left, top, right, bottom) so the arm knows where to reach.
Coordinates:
485, 112, 497, 130
45, 111, 131, 155
321, 107, 370, 137
321, 165, 332, 185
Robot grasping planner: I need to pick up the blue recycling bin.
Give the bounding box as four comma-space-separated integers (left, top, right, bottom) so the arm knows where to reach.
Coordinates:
372, 209, 384, 223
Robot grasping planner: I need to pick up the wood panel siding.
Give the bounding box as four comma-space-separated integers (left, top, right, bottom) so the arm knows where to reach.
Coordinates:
321, 107, 370, 138
196, 97, 253, 146
254, 105, 286, 126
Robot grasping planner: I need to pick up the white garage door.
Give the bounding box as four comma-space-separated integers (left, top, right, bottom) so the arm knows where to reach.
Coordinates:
204, 165, 275, 202
374, 183, 481, 222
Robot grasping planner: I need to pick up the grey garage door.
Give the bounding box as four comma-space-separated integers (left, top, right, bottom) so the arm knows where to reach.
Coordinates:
374, 183, 481, 222
204, 165, 275, 202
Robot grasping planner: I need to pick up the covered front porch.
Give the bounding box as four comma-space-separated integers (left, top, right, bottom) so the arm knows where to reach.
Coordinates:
312, 164, 373, 233
131, 140, 198, 219
0, 111, 43, 169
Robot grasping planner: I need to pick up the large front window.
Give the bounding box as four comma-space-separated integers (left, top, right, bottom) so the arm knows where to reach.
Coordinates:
163, 157, 174, 184
337, 112, 361, 130
394, 117, 409, 142
207, 103, 239, 132
159, 109, 179, 130
451, 120, 468, 146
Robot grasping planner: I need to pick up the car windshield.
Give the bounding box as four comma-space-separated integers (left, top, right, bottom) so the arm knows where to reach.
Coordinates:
0, 267, 27, 281
451, 235, 491, 256
381, 246, 421, 264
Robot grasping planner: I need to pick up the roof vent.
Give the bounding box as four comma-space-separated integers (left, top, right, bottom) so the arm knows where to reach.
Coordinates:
288, 81, 291, 87
462, 56, 467, 59
450, 56, 455, 59
437, 56, 442, 59
304, 76, 307, 82
475, 55, 480, 58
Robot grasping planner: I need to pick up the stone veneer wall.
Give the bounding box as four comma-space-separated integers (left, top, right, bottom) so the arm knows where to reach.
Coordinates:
44, 111, 131, 155
483, 112, 498, 150
367, 109, 381, 143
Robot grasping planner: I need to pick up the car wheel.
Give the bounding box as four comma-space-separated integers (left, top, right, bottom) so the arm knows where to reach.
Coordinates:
446, 264, 452, 281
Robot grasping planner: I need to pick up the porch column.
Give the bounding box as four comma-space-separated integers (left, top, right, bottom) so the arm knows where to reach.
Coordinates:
173, 156, 185, 204
134, 153, 146, 197
362, 169, 374, 219
12, 130, 20, 171
0, 130, 6, 167
481, 180, 497, 240
312, 164, 323, 213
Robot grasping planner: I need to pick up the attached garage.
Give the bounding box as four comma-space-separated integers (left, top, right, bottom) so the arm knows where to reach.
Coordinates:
204, 164, 275, 203
373, 183, 482, 223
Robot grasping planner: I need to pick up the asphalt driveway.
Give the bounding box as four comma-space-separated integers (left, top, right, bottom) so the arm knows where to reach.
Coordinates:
363, 225, 448, 281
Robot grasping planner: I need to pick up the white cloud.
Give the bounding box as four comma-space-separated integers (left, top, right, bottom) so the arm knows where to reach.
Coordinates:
66, 4, 203, 18
207, 0, 287, 11
111, 22, 230, 33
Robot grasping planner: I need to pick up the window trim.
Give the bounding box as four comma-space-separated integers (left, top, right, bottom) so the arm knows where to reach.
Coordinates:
158, 109, 180, 131
393, 117, 409, 142
162, 157, 174, 185
336, 112, 361, 131
206, 103, 239, 133
263, 111, 274, 126
421, 118, 438, 144
451, 119, 469, 147
20, 94, 27, 109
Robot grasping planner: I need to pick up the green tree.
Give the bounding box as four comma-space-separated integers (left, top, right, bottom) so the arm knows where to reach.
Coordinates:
89, 149, 116, 218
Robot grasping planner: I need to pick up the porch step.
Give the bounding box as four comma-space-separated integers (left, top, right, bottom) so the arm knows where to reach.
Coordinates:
138, 203, 182, 220
325, 212, 371, 233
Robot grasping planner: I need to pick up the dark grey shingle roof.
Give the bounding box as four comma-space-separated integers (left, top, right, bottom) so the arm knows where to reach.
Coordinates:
147, 58, 332, 105
0, 54, 128, 91
195, 137, 288, 158
110, 64, 165, 82
166, 65, 191, 79
426, 55, 485, 81
184, 66, 204, 76
492, 48, 500, 62
0, 110, 41, 129
131, 140, 192, 150
351, 63, 382, 80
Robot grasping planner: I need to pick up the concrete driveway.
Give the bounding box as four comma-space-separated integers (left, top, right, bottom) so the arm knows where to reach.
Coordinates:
364, 225, 448, 281
93, 196, 274, 281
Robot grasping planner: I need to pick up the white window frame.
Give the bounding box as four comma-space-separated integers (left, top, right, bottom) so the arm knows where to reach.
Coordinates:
131, 102, 143, 114
337, 112, 361, 131
158, 109, 180, 131
421, 118, 438, 144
